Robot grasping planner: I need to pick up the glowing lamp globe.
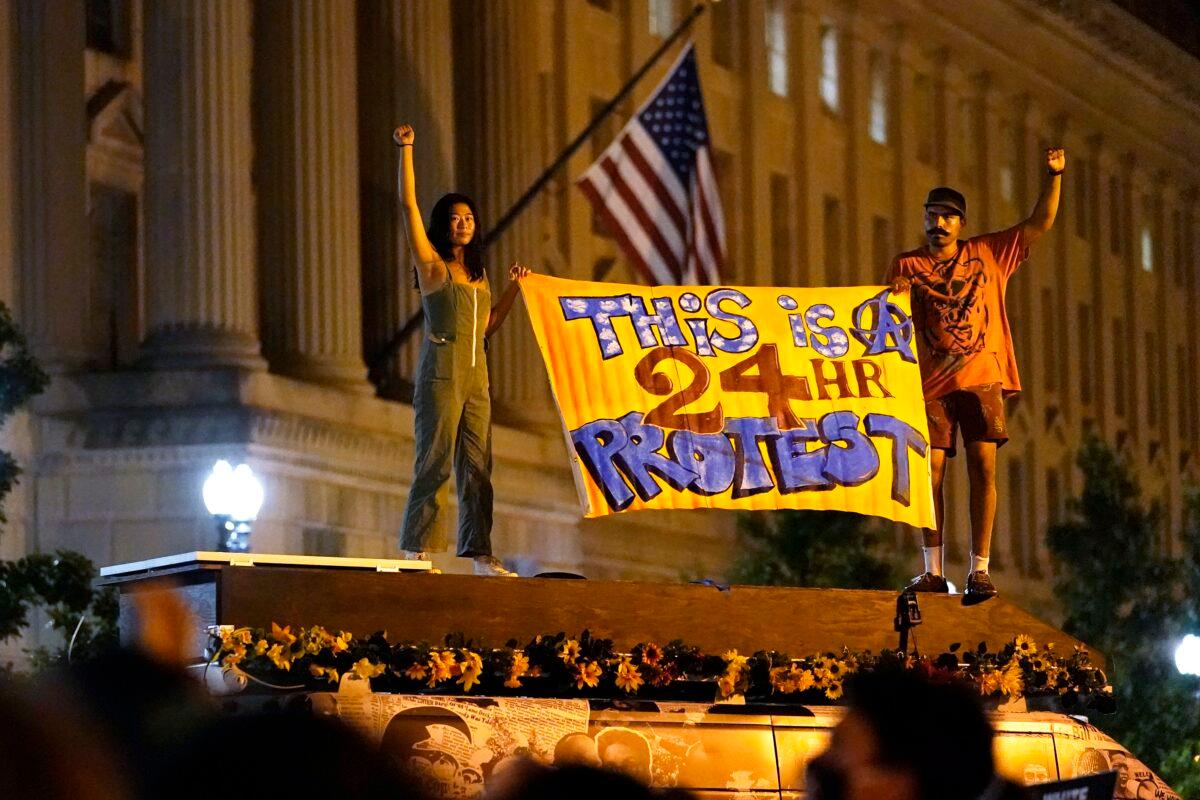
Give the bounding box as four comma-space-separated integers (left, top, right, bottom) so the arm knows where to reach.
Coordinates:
203, 460, 264, 552
1176, 634, 1200, 677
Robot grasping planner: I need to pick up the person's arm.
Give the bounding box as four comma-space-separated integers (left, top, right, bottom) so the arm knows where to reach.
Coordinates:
886, 257, 910, 295
1021, 147, 1065, 248
393, 125, 441, 288
486, 263, 531, 338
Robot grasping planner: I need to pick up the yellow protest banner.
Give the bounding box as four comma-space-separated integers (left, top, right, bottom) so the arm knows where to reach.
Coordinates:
521, 275, 934, 528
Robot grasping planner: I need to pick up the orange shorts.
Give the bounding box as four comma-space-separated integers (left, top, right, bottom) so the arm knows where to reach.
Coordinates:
925, 382, 1008, 457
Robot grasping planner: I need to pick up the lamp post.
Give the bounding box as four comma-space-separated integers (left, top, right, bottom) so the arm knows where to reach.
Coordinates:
202, 460, 265, 552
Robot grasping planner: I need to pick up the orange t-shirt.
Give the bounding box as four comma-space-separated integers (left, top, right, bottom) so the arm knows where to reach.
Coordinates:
885, 225, 1028, 401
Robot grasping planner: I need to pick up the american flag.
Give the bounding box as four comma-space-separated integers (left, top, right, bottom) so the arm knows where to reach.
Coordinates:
577, 44, 726, 285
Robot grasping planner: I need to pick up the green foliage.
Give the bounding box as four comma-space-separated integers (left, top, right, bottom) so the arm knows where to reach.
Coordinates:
729, 510, 904, 589
1046, 436, 1200, 794
0, 300, 49, 523
0, 551, 119, 673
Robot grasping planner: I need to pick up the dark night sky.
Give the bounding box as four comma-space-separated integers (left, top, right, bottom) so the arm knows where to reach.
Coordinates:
1115, 0, 1200, 59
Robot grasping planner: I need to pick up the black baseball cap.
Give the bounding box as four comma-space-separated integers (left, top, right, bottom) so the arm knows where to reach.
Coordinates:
924, 187, 967, 218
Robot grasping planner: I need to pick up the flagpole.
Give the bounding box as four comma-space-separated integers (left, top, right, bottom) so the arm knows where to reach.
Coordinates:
369, 2, 713, 384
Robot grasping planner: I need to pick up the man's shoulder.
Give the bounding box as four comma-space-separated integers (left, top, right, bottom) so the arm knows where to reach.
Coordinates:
966, 224, 1022, 248
893, 246, 930, 264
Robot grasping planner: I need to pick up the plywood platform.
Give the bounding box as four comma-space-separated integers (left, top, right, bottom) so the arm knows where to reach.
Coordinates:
101, 555, 1099, 665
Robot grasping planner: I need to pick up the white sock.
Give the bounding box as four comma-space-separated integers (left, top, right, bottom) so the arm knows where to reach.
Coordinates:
971, 553, 990, 573
923, 546, 944, 576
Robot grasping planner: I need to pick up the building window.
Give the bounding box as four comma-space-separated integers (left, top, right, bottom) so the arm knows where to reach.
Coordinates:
765, 1, 789, 97
1146, 331, 1159, 428
914, 73, 933, 164
823, 195, 842, 285
1041, 287, 1057, 393
649, 0, 676, 37
1172, 209, 1185, 286
1112, 317, 1125, 417
871, 216, 891, 281
88, 183, 140, 368
86, 0, 130, 57
1046, 468, 1061, 526
1008, 460, 1026, 575
1177, 344, 1189, 445
867, 51, 888, 145
1109, 175, 1123, 255
303, 527, 346, 558
714, 149, 736, 277
770, 174, 792, 286
819, 24, 840, 114
958, 98, 979, 181
998, 122, 1015, 204
712, 0, 735, 68
1078, 303, 1092, 405
590, 97, 616, 238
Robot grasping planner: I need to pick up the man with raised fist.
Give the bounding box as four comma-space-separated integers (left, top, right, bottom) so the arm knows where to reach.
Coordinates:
887, 147, 1065, 605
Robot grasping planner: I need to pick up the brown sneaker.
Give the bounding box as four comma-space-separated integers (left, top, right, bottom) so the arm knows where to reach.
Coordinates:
473, 555, 518, 577
962, 570, 998, 605
905, 572, 950, 593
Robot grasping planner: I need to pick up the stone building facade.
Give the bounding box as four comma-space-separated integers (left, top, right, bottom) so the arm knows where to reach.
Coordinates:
1, 0, 1198, 621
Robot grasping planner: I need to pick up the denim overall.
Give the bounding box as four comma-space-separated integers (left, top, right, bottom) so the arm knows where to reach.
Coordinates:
399, 271, 494, 556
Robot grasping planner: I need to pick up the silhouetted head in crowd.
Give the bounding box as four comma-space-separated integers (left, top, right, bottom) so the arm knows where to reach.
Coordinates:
0, 684, 132, 800
161, 710, 417, 800
484, 762, 660, 800
807, 670, 1023, 800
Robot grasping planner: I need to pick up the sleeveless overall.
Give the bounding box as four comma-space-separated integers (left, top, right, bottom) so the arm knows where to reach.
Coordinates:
399, 269, 494, 556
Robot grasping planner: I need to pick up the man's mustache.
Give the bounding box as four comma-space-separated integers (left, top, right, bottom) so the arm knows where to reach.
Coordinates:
926, 228, 950, 237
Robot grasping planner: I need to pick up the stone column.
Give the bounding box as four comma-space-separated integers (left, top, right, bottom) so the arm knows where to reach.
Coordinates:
254, 0, 370, 392
0, 0, 16, 306
15, 0, 90, 371
141, 0, 265, 370
453, 0, 552, 424
357, 0, 456, 391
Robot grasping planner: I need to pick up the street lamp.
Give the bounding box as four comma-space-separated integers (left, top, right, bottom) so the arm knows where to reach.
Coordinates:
1176, 634, 1200, 677
203, 460, 265, 553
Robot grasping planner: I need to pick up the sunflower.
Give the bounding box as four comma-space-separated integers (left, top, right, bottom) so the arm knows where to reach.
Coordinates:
999, 661, 1024, 697
222, 627, 253, 648
427, 650, 455, 686
266, 643, 293, 671
351, 658, 385, 680
404, 662, 429, 681
640, 642, 663, 666
309, 663, 339, 684
824, 681, 844, 700
979, 669, 1003, 696
723, 650, 749, 670
270, 622, 297, 647
457, 651, 484, 692
794, 667, 815, 692
505, 652, 530, 688
717, 674, 738, 698
575, 661, 602, 690
1014, 635, 1037, 656
221, 643, 247, 669
330, 632, 351, 655
770, 666, 796, 694
615, 658, 644, 694
253, 639, 269, 656
559, 639, 582, 664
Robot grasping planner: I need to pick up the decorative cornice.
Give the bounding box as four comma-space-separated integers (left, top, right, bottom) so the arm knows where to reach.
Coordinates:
1022, 0, 1200, 116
